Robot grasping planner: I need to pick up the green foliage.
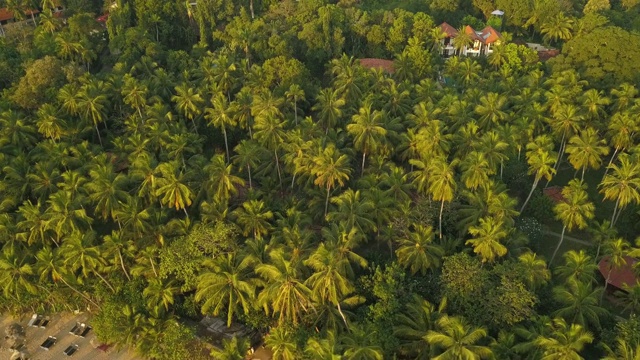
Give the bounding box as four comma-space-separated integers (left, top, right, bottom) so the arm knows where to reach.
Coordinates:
10, 56, 67, 109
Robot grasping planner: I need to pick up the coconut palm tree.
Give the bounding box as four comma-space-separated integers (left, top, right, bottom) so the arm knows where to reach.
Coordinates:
313, 88, 345, 135
394, 294, 445, 359
603, 338, 640, 360
311, 144, 352, 217
101, 230, 135, 281
171, 83, 203, 133
232, 199, 273, 240
196, 253, 255, 327
615, 283, 640, 315
553, 279, 606, 328
425, 315, 492, 359
342, 324, 384, 360
396, 225, 444, 275
428, 156, 457, 240
599, 154, 640, 226
285, 84, 305, 125
206, 94, 237, 162
204, 154, 245, 205
266, 325, 298, 360
604, 112, 639, 181
210, 336, 250, 360
143, 278, 180, 312
466, 216, 508, 264
347, 100, 387, 176
61, 231, 115, 293
253, 114, 286, 187
518, 252, 551, 290
520, 135, 557, 213
452, 27, 473, 55
534, 318, 592, 358
326, 189, 375, 235
540, 13, 574, 43
256, 251, 312, 326
460, 151, 491, 191
0, 246, 37, 301
36, 104, 66, 142
550, 179, 595, 265
305, 331, 342, 360
232, 139, 263, 189
565, 127, 609, 181
475, 92, 508, 130
155, 161, 194, 216
555, 250, 599, 285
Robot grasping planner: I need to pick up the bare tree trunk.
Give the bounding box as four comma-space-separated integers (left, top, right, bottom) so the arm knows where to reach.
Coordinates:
95, 271, 116, 293
602, 147, 619, 182
94, 124, 103, 147
520, 178, 540, 213
249, 0, 255, 19
275, 150, 282, 188
222, 125, 230, 163
361, 152, 366, 177
247, 165, 252, 189
324, 185, 331, 217
118, 249, 131, 281
611, 197, 620, 227
549, 225, 566, 266
61, 278, 100, 309
439, 199, 444, 240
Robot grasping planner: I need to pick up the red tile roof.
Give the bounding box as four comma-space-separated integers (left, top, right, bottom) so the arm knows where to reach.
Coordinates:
465, 25, 484, 42
0, 7, 40, 22
480, 26, 501, 44
359, 58, 395, 73
543, 186, 565, 204
538, 49, 560, 61
599, 256, 639, 290
439, 22, 458, 38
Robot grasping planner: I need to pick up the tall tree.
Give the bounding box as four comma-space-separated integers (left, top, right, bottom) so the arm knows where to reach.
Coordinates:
550, 180, 595, 265
466, 217, 508, 264
347, 100, 387, 176
599, 154, 640, 226
520, 135, 557, 213
426, 315, 492, 359
396, 225, 444, 275
311, 144, 352, 217
534, 318, 593, 359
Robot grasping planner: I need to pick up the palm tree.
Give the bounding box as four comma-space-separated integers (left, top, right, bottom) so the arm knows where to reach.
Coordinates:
101, 230, 134, 281
326, 189, 375, 234
196, 253, 255, 327
565, 128, 609, 181
114, 197, 151, 239
603, 338, 640, 360
520, 135, 557, 213
616, 283, 640, 315
311, 144, 352, 217
534, 318, 593, 358
396, 225, 444, 275
460, 151, 491, 191
155, 161, 194, 216
76, 84, 108, 146
553, 279, 606, 328
428, 156, 457, 240
548, 103, 583, 171
61, 231, 115, 293
599, 154, 640, 226
426, 315, 492, 360
285, 84, 305, 125
347, 100, 387, 176
204, 154, 245, 204
35, 246, 99, 308
171, 83, 204, 133
540, 13, 574, 43
305, 331, 342, 360
45, 190, 93, 243
601, 238, 630, 301
253, 114, 286, 187
474, 92, 508, 130
36, 103, 66, 141
555, 250, 599, 285
452, 27, 473, 55
313, 88, 345, 134
342, 324, 384, 360
206, 94, 237, 162
86, 160, 129, 221
143, 278, 180, 312
519, 252, 551, 290
550, 179, 595, 265
394, 294, 445, 359
232, 200, 273, 240
210, 336, 250, 360
466, 216, 508, 264
232, 140, 263, 189
256, 251, 312, 326
604, 112, 638, 180
0, 246, 37, 301
266, 326, 298, 360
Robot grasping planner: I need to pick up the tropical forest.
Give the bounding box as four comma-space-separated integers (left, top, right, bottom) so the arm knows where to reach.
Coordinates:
2, 0, 640, 359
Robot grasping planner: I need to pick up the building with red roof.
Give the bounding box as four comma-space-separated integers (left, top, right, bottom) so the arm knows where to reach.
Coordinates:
599, 256, 639, 291
438, 22, 502, 57
0, 7, 40, 37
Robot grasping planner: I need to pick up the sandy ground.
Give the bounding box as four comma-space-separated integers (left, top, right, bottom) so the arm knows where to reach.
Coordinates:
1, 312, 141, 360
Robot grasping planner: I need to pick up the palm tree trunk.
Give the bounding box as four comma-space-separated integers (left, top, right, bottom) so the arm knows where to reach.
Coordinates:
611, 197, 620, 227
118, 249, 131, 281
249, 0, 255, 19
549, 225, 566, 266
602, 269, 612, 302
275, 150, 282, 187
290, 173, 296, 189
247, 165, 253, 189
554, 132, 566, 171
183, 207, 189, 218
361, 152, 366, 177
191, 118, 199, 134
439, 199, 444, 240
325, 185, 331, 217
581, 166, 586, 181
149, 256, 158, 277
61, 277, 100, 309
95, 271, 116, 293
520, 177, 540, 213
336, 301, 348, 329
94, 124, 103, 147
293, 98, 298, 125
602, 147, 619, 182
222, 125, 230, 163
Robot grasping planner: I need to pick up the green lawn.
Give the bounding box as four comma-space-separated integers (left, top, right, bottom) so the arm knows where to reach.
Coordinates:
538, 230, 591, 266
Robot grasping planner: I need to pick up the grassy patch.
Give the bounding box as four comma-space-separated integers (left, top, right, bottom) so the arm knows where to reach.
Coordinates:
537, 231, 591, 266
